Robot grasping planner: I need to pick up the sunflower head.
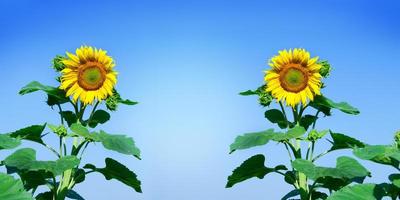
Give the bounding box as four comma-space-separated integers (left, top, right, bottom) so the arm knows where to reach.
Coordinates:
59, 46, 118, 105
264, 48, 322, 107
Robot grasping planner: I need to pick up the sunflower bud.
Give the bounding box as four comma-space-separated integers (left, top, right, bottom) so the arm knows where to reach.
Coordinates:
52, 55, 66, 72
307, 129, 328, 142
395, 131, 400, 148
52, 125, 67, 137
258, 92, 273, 107
319, 60, 331, 78
106, 90, 121, 111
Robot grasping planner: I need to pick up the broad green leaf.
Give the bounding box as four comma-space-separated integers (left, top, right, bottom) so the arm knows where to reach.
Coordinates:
9, 124, 46, 144
327, 184, 386, 200
300, 115, 318, 130
0, 173, 34, 200
87, 110, 110, 128
229, 129, 278, 153
60, 111, 78, 127
272, 125, 306, 141
70, 124, 141, 158
292, 156, 369, 180
353, 145, 400, 168
226, 154, 287, 188
310, 95, 360, 115
389, 174, 400, 188
0, 134, 21, 150
97, 131, 141, 159
18, 170, 53, 191
70, 123, 98, 141
329, 132, 365, 151
264, 109, 288, 128
230, 126, 305, 153
19, 81, 69, 104
4, 148, 80, 176
84, 158, 142, 193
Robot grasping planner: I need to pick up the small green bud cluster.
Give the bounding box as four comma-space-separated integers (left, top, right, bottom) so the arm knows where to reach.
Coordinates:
106, 90, 121, 111
258, 92, 273, 107
318, 60, 331, 78
52, 55, 66, 72
53, 125, 67, 137
307, 130, 328, 142
394, 131, 400, 148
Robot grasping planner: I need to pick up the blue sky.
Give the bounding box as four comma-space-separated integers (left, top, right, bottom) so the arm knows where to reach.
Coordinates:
0, 0, 400, 199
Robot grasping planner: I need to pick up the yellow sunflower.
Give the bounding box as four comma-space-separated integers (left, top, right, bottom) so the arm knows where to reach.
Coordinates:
264, 48, 322, 107
59, 46, 118, 105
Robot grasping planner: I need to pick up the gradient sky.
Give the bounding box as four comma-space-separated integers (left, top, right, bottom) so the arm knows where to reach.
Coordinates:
1, 0, 400, 199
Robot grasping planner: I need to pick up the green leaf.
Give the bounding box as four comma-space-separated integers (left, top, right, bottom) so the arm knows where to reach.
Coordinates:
0, 173, 34, 200
4, 148, 80, 176
84, 158, 142, 193
35, 192, 53, 200
66, 190, 85, 200
60, 111, 77, 127
97, 131, 141, 159
272, 125, 306, 142
353, 145, 400, 168
329, 132, 365, 151
310, 95, 360, 115
118, 99, 138, 106
292, 156, 370, 181
389, 174, 400, 188
19, 81, 69, 105
0, 134, 21, 150
229, 126, 305, 153
226, 154, 287, 188
327, 184, 386, 200
69, 124, 141, 158
229, 129, 278, 153
87, 110, 110, 128
18, 170, 53, 191
239, 90, 259, 96
264, 109, 288, 128
69, 123, 98, 141
300, 115, 318, 130
9, 124, 46, 144
281, 189, 300, 200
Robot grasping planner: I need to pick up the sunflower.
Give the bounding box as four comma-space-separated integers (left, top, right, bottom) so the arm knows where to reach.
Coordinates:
59, 46, 118, 105
264, 48, 322, 107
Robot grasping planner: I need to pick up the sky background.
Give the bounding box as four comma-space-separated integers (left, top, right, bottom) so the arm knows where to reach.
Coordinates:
0, 0, 400, 199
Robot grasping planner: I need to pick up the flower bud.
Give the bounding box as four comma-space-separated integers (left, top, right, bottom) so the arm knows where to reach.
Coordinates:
319, 60, 331, 78
395, 131, 400, 148
54, 125, 67, 137
258, 92, 273, 107
52, 55, 66, 72
106, 90, 121, 111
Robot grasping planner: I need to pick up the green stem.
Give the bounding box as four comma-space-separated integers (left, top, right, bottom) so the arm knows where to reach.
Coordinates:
310, 142, 315, 161
279, 101, 288, 125
56, 104, 64, 125
311, 111, 320, 130
284, 143, 294, 162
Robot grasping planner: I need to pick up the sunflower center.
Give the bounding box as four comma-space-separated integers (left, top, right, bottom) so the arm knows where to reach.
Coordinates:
78, 62, 106, 91
279, 64, 309, 93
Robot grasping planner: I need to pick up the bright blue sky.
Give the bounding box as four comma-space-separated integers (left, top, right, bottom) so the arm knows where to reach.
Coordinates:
1, 0, 400, 199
